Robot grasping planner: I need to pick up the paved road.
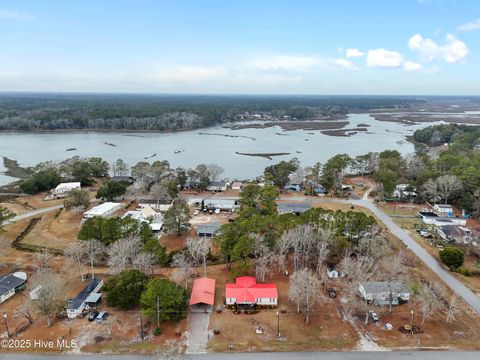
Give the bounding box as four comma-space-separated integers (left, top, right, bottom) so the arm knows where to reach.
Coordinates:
2, 205, 64, 225
2, 351, 480, 360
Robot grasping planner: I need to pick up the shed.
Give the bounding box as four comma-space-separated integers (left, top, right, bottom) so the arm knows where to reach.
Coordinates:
433, 204, 453, 214
207, 181, 229, 192
189, 278, 216, 312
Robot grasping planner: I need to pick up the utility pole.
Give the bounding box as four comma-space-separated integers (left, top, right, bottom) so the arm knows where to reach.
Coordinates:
410, 310, 414, 335
156, 296, 160, 330
3, 312, 10, 338
139, 311, 144, 341
276, 311, 280, 338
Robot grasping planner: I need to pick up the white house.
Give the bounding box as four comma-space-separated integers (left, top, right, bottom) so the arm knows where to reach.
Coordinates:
433, 204, 453, 214
225, 276, 278, 307
0, 272, 27, 304
358, 281, 410, 305
83, 202, 122, 220
45, 182, 81, 200
67, 277, 103, 319
207, 181, 229, 192
123, 205, 163, 232
231, 181, 243, 190
393, 184, 417, 199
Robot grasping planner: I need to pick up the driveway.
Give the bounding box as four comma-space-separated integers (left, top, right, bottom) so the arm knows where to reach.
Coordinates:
186, 312, 211, 354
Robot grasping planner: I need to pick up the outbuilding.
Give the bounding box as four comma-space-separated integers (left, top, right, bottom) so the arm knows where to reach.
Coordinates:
433, 204, 453, 215
83, 202, 122, 220
189, 277, 216, 312
231, 181, 243, 190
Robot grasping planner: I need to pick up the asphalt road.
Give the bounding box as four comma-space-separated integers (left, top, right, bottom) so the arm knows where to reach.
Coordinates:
2, 205, 64, 225
2, 351, 480, 360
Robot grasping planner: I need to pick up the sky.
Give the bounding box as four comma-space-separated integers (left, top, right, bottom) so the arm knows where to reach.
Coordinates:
1, 0, 480, 95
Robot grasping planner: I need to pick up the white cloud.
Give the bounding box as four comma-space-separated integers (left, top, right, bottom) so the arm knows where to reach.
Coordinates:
408, 33, 469, 64
334, 58, 357, 70
255, 55, 322, 71
458, 18, 480, 31
154, 65, 225, 83
366, 48, 404, 68
403, 61, 423, 72
345, 48, 365, 58
0, 8, 35, 20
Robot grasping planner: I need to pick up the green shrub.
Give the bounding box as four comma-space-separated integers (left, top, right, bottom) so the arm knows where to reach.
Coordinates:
456, 266, 473, 277
439, 246, 464, 270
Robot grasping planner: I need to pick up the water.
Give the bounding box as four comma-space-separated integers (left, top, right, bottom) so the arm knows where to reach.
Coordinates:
0, 113, 439, 184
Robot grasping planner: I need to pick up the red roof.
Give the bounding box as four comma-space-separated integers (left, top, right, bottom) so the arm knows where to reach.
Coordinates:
225, 276, 278, 303
189, 278, 216, 306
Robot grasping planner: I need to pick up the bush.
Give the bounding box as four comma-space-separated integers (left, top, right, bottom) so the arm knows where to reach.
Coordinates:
456, 266, 473, 277
439, 246, 464, 270
153, 327, 161, 336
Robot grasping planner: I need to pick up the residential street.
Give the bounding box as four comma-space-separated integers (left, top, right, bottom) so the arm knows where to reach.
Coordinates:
2, 351, 480, 360
2, 204, 64, 225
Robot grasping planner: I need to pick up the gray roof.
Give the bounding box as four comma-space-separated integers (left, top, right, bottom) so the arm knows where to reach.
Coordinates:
361, 281, 409, 294
0, 274, 25, 298
68, 277, 102, 311
278, 203, 312, 214
197, 222, 222, 236
209, 181, 226, 187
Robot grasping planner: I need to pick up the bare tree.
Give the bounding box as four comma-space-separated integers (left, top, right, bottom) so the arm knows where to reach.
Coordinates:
446, 294, 461, 323
36, 247, 54, 274
64, 242, 88, 281
421, 178, 441, 203
132, 251, 156, 274
419, 282, 445, 324
380, 253, 408, 313
288, 269, 321, 323
15, 300, 34, 325
29, 270, 65, 327
250, 234, 274, 282
435, 174, 462, 204
171, 252, 194, 288
84, 240, 106, 277
185, 236, 211, 277
207, 164, 224, 181
108, 237, 155, 274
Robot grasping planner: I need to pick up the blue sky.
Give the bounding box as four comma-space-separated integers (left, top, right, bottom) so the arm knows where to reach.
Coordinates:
1, 0, 480, 94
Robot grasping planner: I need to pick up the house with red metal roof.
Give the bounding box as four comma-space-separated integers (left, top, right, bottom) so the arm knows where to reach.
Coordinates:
225, 276, 278, 306
189, 277, 216, 312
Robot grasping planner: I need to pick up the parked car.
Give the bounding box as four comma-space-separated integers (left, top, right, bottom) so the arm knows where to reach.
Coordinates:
368, 310, 379, 322
87, 311, 99, 321
416, 229, 432, 238
214, 208, 221, 214
96, 311, 108, 322
327, 288, 337, 299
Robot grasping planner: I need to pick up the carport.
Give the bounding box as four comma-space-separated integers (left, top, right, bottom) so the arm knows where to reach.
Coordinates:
189, 277, 216, 313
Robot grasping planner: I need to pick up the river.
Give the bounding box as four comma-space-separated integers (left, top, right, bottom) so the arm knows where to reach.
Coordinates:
0, 113, 439, 185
